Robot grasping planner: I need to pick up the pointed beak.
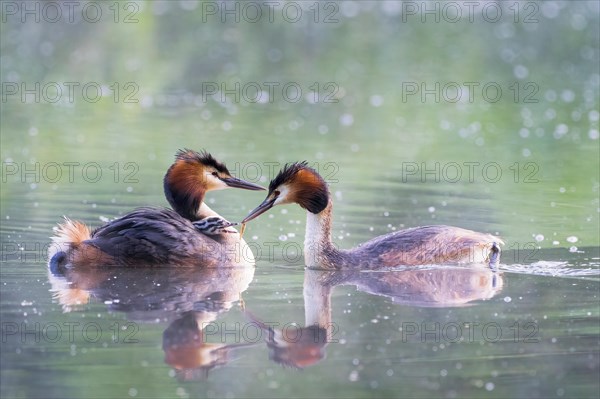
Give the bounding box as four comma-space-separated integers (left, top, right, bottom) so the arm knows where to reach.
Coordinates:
220, 177, 265, 191
242, 196, 277, 223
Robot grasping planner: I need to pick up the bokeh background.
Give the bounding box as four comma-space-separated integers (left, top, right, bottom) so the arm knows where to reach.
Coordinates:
1, 1, 599, 398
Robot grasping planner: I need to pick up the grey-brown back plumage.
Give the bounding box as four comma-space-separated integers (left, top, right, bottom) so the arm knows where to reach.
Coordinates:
349, 225, 499, 268
88, 207, 225, 266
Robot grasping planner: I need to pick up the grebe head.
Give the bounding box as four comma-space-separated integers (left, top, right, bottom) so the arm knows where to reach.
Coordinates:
165, 149, 264, 220
242, 161, 329, 223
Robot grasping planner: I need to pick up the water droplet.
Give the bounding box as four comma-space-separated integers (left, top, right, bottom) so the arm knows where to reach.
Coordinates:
554, 124, 569, 139
267, 48, 283, 63
369, 95, 384, 107
514, 65, 529, 79
339, 113, 354, 126
545, 90, 557, 102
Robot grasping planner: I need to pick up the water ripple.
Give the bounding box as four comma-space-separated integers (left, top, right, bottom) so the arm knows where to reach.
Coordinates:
500, 260, 600, 278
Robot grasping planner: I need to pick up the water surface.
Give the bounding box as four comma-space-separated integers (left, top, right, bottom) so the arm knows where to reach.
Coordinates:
1, 1, 599, 398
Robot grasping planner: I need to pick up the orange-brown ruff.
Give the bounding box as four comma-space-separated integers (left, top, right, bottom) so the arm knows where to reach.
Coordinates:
243, 162, 502, 269
48, 150, 264, 269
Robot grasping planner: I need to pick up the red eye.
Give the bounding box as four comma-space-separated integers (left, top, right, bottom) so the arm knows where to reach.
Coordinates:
212, 172, 218, 177
274, 190, 281, 196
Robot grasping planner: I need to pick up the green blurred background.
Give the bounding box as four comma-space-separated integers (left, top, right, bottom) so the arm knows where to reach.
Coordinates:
1, 1, 598, 248
1, 1, 599, 398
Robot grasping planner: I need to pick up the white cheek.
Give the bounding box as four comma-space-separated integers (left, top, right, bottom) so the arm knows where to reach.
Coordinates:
214, 178, 229, 190
206, 174, 229, 190
216, 180, 229, 190
273, 185, 291, 205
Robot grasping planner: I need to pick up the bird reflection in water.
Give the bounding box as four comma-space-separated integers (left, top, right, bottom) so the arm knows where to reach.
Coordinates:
246, 266, 504, 369
47, 263, 256, 380
162, 311, 257, 381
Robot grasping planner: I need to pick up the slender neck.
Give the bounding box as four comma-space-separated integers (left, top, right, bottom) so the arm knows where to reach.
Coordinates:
196, 202, 220, 219
304, 198, 348, 269
164, 174, 207, 221
169, 192, 206, 221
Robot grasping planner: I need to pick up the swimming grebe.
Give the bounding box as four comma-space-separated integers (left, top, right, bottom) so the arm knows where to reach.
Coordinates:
48, 149, 264, 269
242, 162, 502, 269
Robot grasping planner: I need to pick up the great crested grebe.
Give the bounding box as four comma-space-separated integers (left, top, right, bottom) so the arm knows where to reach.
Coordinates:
242, 162, 502, 269
48, 149, 264, 269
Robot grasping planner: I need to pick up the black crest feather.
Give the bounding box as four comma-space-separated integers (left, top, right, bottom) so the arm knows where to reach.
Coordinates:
270, 161, 329, 214
165, 149, 229, 220
269, 161, 309, 193
175, 149, 229, 174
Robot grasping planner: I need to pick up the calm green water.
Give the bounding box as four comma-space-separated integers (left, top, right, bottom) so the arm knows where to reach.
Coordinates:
1, 1, 599, 398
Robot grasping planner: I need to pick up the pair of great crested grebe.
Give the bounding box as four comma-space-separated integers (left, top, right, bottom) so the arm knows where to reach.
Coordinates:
48, 149, 502, 271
